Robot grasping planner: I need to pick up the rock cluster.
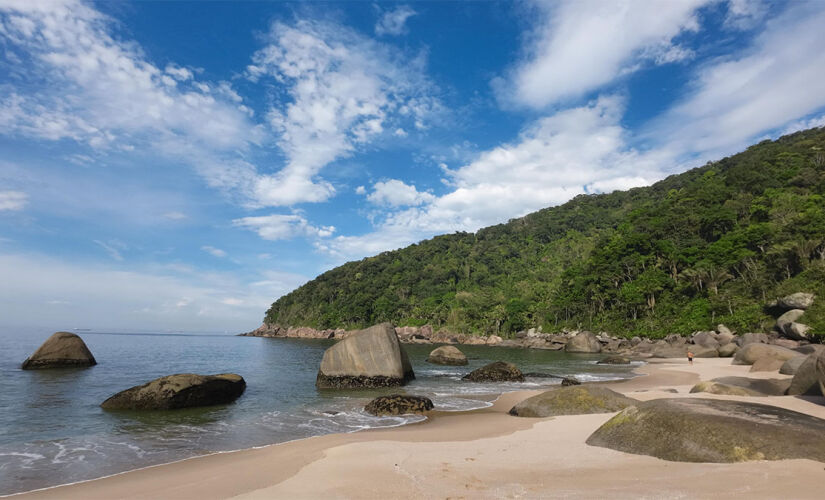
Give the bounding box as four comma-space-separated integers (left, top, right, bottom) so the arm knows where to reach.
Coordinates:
364, 395, 434, 416
101, 373, 246, 410
22, 332, 97, 370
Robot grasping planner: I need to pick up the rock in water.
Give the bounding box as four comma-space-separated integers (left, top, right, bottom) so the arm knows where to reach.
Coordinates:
316, 323, 414, 389
597, 355, 631, 365
462, 361, 524, 382
564, 331, 601, 353
21, 332, 97, 370
426, 345, 468, 366
509, 386, 637, 417
586, 398, 825, 463
364, 395, 434, 416
101, 373, 245, 410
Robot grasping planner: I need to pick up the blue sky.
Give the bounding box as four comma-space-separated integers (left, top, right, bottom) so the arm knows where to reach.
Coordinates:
1, 0, 825, 332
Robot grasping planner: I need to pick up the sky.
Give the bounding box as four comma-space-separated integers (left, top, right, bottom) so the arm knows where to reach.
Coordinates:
1, 0, 825, 333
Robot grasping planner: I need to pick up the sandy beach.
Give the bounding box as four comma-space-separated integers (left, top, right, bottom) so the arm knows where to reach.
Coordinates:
12, 357, 825, 500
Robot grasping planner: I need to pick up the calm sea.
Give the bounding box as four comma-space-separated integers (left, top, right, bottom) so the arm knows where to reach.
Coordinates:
0, 327, 639, 495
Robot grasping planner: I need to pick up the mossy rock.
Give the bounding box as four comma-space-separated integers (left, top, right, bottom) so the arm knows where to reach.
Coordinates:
462, 361, 524, 382
706, 376, 790, 396
364, 394, 434, 416
508, 386, 637, 417
587, 398, 825, 463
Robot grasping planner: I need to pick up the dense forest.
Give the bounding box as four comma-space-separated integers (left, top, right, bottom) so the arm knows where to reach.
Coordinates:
265, 128, 825, 338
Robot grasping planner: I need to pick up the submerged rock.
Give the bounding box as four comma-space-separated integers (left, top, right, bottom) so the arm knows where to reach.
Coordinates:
364, 394, 434, 416
21, 332, 97, 370
426, 345, 468, 366
509, 386, 637, 417
587, 398, 825, 463
462, 361, 524, 382
101, 373, 245, 410
597, 355, 631, 365
316, 323, 414, 389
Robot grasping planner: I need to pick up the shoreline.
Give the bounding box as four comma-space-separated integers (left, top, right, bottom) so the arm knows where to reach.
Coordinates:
12, 358, 825, 499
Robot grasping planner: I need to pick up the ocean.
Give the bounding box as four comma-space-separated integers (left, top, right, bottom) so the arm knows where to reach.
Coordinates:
0, 327, 640, 495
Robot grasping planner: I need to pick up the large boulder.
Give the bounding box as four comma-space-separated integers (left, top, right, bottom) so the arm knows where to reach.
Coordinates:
780, 355, 808, 375
776, 309, 810, 340
586, 398, 825, 463
787, 353, 822, 396
732, 343, 799, 366
777, 292, 815, 311
508, 386, 637, 417
716, 324, 733, 337
21, 332, 97, 370
818, 349, 825, 397
749, 357, 786, 372
316, 323, 414, 389
717, 343, 739, 358
702, 376, 790, 396
691, 331, 719, 349
364, 395, 434, 416
652, 344, 717, 359
737, 332, 768, 347
101, 373, 245, 410
462, 361, 524, 382
564, 331, 601, 353
426, 345, 468, 366
689, 381, 762, 397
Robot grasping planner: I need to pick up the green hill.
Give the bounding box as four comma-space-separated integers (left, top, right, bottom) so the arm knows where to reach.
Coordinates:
265, 128, 825, 338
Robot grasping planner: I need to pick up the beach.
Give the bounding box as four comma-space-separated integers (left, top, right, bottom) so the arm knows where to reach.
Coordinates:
13, 357, 825, 499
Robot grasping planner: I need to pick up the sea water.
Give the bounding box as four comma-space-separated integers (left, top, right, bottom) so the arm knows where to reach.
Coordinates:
0, 327, 640, 495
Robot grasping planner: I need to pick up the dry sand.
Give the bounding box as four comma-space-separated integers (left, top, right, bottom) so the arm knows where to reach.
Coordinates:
12, 357, 825, 499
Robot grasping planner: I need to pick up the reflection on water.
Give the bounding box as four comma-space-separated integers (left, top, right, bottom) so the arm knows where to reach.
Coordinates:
0, 328, 638, 495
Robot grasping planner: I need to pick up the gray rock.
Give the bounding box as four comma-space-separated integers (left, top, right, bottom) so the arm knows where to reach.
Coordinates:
665, 334, 686, 345
750, 357, 786, 372
509, 386, 637, 417
597, 355, 631, 365
817, 349, 825, 398
717, 343, 739, 358
462, 361, 524, 382
716, 332, 735, 346
22, 332, 97, 370
777, 292, 815, 311
787, 354, 821, 396
793, 344, 825, 356
426, 345, 468, 366
316, 323, 414, 389
689, 381, 763, 397
776, 309, 806, 338
652, 345, 717, 359
771, 338, 801, 349
716, 324, 733, 336
586, 398, 825, 463
561, 377, 581, 386
732, 343, 800, 366
101, 373, 245, 410
630, 336, 642, 346
780, 356, 808, 375
692, 331, 720, 349
737, 332, 769, 347
364, 395, 434, 416
711, 376, 791, 396
564, 331, 601, 353
786, 322, 812, 341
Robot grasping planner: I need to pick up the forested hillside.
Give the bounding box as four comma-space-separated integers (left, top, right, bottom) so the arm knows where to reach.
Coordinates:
265, 128, 825, 338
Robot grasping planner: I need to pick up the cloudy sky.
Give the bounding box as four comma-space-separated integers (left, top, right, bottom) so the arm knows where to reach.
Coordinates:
1, 0, 824, 332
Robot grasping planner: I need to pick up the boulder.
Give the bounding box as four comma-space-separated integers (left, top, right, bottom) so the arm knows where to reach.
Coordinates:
785, 323, 812, 341
426, 345, 468, 366
21, 332, 97, 370
101, 373, 245, 410
737, 332, 768, 347
777, 292, 815, 311
732, 343, 799, 366
776, 309, 806, 339
561, 377, 581, 386
716, 324, 733, 337
689, 381, 762, 397
462, 361, 524, 382
750, 357, 786, 372
691, 331, 719, 349
597, 355, 631, 365
794, 344, 825, 356
364, 395, 434, 416
779, 355, 807, 375
564, 331, 601, 353
508, 386, 637, 417
705, 376, 791, 396
586, 398, 825, 463
717, 343, 738, 358
786, 354, 822, 396
316, 323, 414, 389
664, 334, 686, 345
771, 338, 801, 349
817, 349, 825, 397
652, 344, 717, 359
716, 332, 735, 346
630, 336, 642, 346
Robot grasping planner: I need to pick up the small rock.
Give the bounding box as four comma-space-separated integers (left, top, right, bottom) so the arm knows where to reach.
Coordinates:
561, 377, 581, 386
750, 357, 786, 372
630, 336, 642, 346
364, 395, 433, 416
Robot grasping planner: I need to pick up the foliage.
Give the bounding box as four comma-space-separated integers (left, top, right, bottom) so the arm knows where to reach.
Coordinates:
265, 128, 825, 337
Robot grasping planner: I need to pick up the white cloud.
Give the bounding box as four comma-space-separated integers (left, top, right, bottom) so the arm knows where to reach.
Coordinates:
648, 1, 825, 158
0, 252, 307, 331
375, 5, 417, 36
0, 190, 27, 211
366, 179, 435, 207
498, 0, 708, 108
162, 211, 188, 220
233, 213, 335, 241
93, 239, 126, 261
201, 245, 227, 258
355, 185, 366, 195
779, 114, 825, 136
725, 0, 767, 30
246, 18, 438, 206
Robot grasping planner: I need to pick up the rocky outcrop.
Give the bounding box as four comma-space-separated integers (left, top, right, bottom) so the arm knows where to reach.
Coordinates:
364, 395, 434, 416
691, 376, 789, 396
316, 323, 414, 389
777, 292, 815, 311
586, 398, 825, 463
22, 332, 97, 370
564, 331, 601, 353
732, 343, 800, 366
462, 361, 524, 382
426, 345, 468, 365
597, 355, 631, 365
509, 386, 636, 417
101, 373, 245, 410
787, 353, 822, 396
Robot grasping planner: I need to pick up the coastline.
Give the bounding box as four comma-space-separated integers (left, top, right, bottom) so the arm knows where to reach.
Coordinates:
11, 358, 825, 499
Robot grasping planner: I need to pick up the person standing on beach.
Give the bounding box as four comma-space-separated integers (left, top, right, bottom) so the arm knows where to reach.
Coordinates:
687, 351, 694, 365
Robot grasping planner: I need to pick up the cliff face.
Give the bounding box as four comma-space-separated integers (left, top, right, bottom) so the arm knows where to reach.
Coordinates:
263, 128, 825, 338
